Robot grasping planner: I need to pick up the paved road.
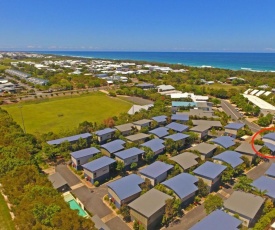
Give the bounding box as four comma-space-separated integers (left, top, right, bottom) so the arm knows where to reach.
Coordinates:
106, 217, 131, 230
55, 164, 81, 187
246, 160, 274, 180
221, 100, 261, 133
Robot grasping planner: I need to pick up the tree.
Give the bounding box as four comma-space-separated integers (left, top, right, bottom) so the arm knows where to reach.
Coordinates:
204, 194, 223, 214
162, 198, 182, 226
233, 175, 253, 192
120, 205, 131, 222
130, 162, 138, 170
140, 178, 151, 194
197, 178, 209, 197
263, 199, 274, 214
116, 161, 125, 174
241, 156, 250, 168
221, 165, 234, 184
142, 146, 154, 164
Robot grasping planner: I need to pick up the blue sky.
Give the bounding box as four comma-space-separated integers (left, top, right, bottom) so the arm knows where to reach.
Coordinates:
0, 0, 274, 52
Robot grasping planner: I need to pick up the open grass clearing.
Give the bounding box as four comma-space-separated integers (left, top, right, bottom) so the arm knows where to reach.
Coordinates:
2, 92, 132, 135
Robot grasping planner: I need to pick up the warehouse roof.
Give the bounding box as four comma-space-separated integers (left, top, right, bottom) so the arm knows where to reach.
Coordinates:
114, 147, 144, 160
71, 147, 100, 159
139, 161, 173, 179
193, 161, 227, 180
47, 133, 92, 145
82, 156, 115, 172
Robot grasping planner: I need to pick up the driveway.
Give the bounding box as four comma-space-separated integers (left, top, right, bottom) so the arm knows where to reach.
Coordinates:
105, 217, 131, 230
246, 160, 274, 180
71, 185, 112, 218
55, 164, 81, 187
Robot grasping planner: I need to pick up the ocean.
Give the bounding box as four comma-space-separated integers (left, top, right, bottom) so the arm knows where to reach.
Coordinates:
35, 51, 275, 72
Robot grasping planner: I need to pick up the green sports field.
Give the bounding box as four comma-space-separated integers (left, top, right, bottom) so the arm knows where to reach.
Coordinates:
0, 193, 15, 230
2, 92, 132, 134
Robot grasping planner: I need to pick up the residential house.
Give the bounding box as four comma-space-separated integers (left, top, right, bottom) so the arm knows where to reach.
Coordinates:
212, 136, 235, 149
107, 174, 145, 208
252, 176, 275, 202
213, 151, 244, 169
95, 128, 116, 144
193, 161, 227, 192
190, 210, 242, 230
151, 115, 167, 126
128, 189, 172, 230
164, 133, 189, 148
101, 139, 125, 157
71, 147, 100, 170
192, 120, 222, 129
149, 127, 169, 138
265, 164, 275, 178
48, 172, 70, 193
190, 125, 211, 140
171, 114, 189, 123
139, 161, 173, 186
262, 133, 275, 153
165, 122, 189, 133
157, 84, 175, 93
224, 191, 265, 227
136, 83, 155, 89
47, 133, 92, 145
133, 119, 152, 130
141, 139, 165, 156
82, 156, 116, 184
162, 173, 198, 207
114, 147, 144, 169
115, 123, 134, 136
224, 123, 245, 138
126, 133, 150, 144
170, 152, 199, 171
235, 142, 263, 164
190, 143, 217, 160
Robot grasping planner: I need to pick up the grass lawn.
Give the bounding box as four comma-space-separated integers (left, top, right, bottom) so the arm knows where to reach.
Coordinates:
0, 193, 15, 230
202, 83, 246, 91
2, 92, 132, 134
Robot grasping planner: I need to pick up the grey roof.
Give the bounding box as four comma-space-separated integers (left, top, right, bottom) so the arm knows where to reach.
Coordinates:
139, 161, 173, 179
265, 163, 275, 177
170, 152, 199, 170
149, 127, 169, 138
165, 122, 189, 132
82, 156, 116, 172
91, 215, 111, 230
47, 133, 92, 145
164, 133, 189, 141
152, 115, 167, 123
70, 147, 100, 160
48, 172, 67, 189
126, 133, 149, 142
252, 176, 275, 199
162, 173, 198, 199
225, 123, 245, 130
224, 191, 265, 219
115, 123, 134, 132
190, 124, 211, 132
192, 120, 222, 128
114, 147, 144, 160
95, 128, 116, 136
190, 210, 242, 230
141, 139, 165, 153
212, 136, 235, 148
101, 139, 125, 153
193, 161, 227, 180
235, 142, 262, 155
213, 151, 243, 168
190, 143, 217, 155
107, 174, 144, 200
128, 189, 172, 218
133, 119, 152, 125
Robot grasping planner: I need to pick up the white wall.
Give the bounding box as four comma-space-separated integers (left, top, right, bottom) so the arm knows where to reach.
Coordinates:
84, 165, 109, 180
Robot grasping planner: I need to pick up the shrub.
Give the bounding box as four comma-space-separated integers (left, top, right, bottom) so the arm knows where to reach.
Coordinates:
94, 181, 99, 187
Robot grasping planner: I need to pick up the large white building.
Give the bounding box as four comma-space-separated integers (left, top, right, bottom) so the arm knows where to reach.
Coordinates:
243, 94, 275, 115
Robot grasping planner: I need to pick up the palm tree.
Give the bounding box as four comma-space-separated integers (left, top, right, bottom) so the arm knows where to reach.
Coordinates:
253, 187, 267, 197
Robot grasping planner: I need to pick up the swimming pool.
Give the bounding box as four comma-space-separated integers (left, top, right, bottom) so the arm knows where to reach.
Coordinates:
63, 192, 88, 218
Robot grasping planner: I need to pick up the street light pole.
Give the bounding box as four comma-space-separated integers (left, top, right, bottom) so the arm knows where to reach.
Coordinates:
18, 105, 26, 133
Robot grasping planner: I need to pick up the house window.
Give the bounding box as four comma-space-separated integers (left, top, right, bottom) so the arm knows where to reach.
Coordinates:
94, 172, 97, 177
77, 160, 80, 165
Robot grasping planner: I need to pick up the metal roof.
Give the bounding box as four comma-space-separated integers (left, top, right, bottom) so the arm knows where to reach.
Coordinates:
190, 124, 211, 132
171, 114, 189, 121
107, 174, 144, 200
224, 191, 265, 219
70, 147, 100, 159
152, 115, 167, 123
162, 173, 198, 199
265, 163, 275, 177
170, 152, 198, 170
141, 139, 165, 153
114, 147, 144, 160
164, 133, 189, 141
82, 156, 115, 172
47, 133, 92, 145
101, 139, 125, 154
190, 210, 242, 230
243, 94, 275, 111
149, 127, 169, 138
252, 176, 275, 199
128, 189, 172, 218
95, 128, 116, 136
126, 133, 149, 142
235, 142, 262, 155
133, 119, 152, 125
265, 142, 275, 152
193, 161, 227, 180
212, 136, 235, 148
190, 143, 217, 155
139, 161, 173, 179
172, 101, 197, 107
192, 120, 222, 127
114, 123, 134, 132
165, 122, 189, 132
213, 151, 243, 168
225, 123, 245, 130
263, 132, 275, 141
48, 172, 67, 189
